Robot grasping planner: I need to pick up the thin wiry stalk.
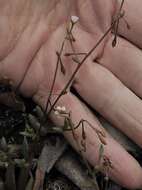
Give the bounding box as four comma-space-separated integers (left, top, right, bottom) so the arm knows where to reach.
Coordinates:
63, 118, 106, 145
112, 0, 125, 46
44, 20, 76, 115
68, 116, 100, 190
46, 12, 124, 117
44, 40, 66, 114
65, 52, 87, 56
119, 0, 125, 11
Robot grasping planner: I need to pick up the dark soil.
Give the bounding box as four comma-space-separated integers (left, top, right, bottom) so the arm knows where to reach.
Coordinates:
0, 98, 141, 190
0, 99, 80, 190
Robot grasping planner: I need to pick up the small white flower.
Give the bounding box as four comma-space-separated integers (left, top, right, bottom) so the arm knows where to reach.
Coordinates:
61, 106, 66, 112
55, 106, 67, 117
71, 15, 79, 24
56, 106, 66, 112
54, 111, 59, 115
56, 106, 62, 111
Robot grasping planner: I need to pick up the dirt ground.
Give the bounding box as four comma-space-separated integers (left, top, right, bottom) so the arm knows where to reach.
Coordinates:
0, 97, 141, 190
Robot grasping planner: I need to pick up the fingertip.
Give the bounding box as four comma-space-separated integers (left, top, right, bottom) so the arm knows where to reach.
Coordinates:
105, 137, 142, 189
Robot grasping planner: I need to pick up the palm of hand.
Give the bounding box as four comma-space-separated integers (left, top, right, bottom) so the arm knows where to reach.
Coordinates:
0, 0, 142, 188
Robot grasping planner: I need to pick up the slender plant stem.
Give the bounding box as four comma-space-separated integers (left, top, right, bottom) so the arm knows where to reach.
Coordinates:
112, 0, 125, 46
69, 117, 100, 190
44, 40, 65, 114
65, 52, 87, 56
46, 14, 123, 117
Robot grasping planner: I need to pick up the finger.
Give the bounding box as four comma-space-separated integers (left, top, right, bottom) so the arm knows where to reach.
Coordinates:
116, 0, 142, 48
99, 117, 141, 153
98, 35, 142, 98
0, 21, 47, 90
73, 62, 142, 148
34, 90, 142, 189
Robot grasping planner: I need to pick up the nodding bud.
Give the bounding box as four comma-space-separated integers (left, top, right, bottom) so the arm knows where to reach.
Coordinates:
71, 16, 79, 24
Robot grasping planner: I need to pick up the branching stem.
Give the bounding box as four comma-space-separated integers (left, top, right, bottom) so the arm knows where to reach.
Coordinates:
47, 13, 123, 117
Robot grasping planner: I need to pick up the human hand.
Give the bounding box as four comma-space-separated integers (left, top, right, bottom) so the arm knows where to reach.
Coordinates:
0, 0, 142, 188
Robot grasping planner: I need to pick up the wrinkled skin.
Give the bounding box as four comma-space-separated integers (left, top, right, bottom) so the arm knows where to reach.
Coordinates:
0, 0, 142, 188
